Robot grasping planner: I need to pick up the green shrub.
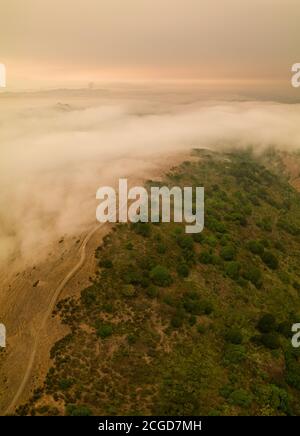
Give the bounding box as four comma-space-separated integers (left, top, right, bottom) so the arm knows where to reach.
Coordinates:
242, 265, 262, 288
156, 242, 167, 254
257, 218, 272, 232
177, 263, 189, 278
150, 265, 172, 287
285, 357, 300, 390
132, 222, 151, 237
220, 245, 236, 261
225, 328, 243, 345
176, 235, 194, 250
257, 314, 277, 333
127, 334, 137, 345
225, 261, 240, 280
229, 389, 252, 407
123, 269, 149, 287
192, 233, 204, 243
246, 240, 264, 255
223, 345, 246, 365
220, 234, 231, 246
260, 238, 270, 248
202, 300, 214, 315
58, 378, 73, 390
277, 218, 300, 236
259, 333, 280, 350
146, 285, 159, 298
205, 235, 218, 247
261, 251, 279, 270
171, 311, 184, 328
122, 284, 136, 298
199, 251, 213, 264
97, 324, 113, 339
188, 315, 197, 326
207, 217, 226, 233
99, 258, 113, 268
81, 286, 97, 307
183, 297, 213, 316
277, 321, 292, 338
293, 281, 300, 291
267, 385, 290, 414
66, 404, 92, 416
274, 240, 285, 252
230, 212, 247, 227
219, 384, 234, 399
278, 271, 290, 284
197, 324, 206, 334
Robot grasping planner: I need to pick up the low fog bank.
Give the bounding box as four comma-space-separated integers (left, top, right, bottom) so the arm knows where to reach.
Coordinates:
1, 90, 300, 266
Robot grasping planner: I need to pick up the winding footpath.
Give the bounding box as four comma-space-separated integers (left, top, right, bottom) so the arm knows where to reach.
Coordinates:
4, 224, 102, 415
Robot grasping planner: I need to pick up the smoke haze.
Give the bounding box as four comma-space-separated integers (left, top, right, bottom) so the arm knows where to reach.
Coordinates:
1, 87, 300, 265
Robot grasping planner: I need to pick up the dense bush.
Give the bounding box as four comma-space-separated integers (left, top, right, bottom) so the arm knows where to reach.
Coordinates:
207, 217, 227, 233
204, 235, 218, 247
177, 263, 190, 278
220, 245, 236, 261
257, 218, 272, 232
123, 269, 149, 287
192, 233, 204, 243
277, 218, 300, 236
122, 284, 136, 298
223, 345, 246, 365
257, 314, 277, 333
183, 295, 213, 316
266, 385, 290, 414
97, 324, 113, 339
285, 354, 300, 390
260, 251, 279, 270
146, 285, 159, 299
220, 234, 231, 246
293, 281, 300, 291
277, 321, 292, 338
58, 378, 74, 390
225, 328, 243, 345
176, 235, 194, 250
278, 271, 290, 284
81, 286, 97, 307
66, 404, 92, 416
199, 251, 214, 264
225, 261, 240, 280
156, 242, 167, 254
246, 240, 264, 256
259, 333, 280, 350
229, 212, 248, 227
171, 311, 185, 328
242, 265, 262, 288
274, 240, 285, 253
150, 265, 172, 287
132, 222, 151, 237
229, 389, 252, 407
197, 324, 206, 334
99, 259, 113, 268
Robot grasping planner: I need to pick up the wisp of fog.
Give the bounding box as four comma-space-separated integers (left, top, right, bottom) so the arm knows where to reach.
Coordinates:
1, 90, 300, 266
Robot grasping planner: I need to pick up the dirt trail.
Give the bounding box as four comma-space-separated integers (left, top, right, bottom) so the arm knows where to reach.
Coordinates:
4, 224, 102, 415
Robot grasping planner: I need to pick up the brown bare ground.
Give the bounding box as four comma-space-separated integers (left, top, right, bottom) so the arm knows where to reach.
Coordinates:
281, 152, 300, 191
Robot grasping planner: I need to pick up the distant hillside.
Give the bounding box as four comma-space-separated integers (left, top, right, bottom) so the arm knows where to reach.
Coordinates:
15, 149, 300, 416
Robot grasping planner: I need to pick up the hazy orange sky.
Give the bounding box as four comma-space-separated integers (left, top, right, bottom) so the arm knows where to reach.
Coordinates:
0, 0, 299, 89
